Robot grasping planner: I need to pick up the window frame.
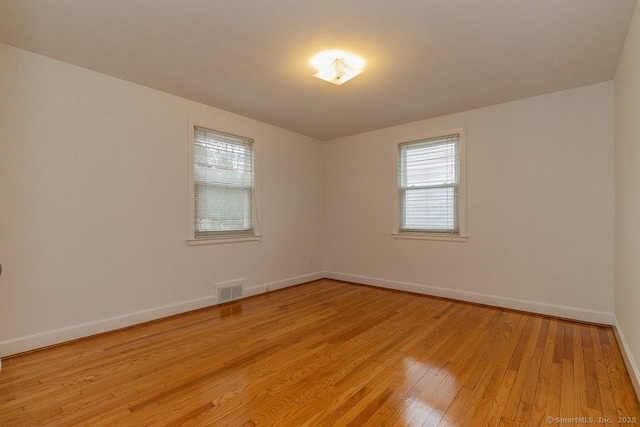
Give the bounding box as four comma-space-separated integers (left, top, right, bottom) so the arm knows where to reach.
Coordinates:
392, 128, 467, 242
187, 121, 261, 245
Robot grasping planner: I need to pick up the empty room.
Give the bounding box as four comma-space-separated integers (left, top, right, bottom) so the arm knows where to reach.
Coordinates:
1, 1, 640, 426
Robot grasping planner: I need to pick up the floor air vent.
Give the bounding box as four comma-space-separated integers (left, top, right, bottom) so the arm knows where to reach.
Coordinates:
216, 279, 245, 303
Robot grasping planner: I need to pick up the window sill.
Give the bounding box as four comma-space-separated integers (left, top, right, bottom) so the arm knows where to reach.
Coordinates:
392, 233, 467, 242
187, 235, 262, 246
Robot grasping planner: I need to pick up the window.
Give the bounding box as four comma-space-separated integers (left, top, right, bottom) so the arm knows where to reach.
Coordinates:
191, 126, 257, 241
397, 130, 466, 239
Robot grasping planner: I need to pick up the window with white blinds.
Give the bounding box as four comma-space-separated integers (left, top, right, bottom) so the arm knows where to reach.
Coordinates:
398, 133, 462, 234
193, 126, 255, 239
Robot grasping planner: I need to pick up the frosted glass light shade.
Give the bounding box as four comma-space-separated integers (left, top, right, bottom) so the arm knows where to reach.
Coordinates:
311, 50, 364, 85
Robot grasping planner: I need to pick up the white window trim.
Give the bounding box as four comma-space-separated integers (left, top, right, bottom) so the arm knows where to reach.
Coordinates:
392, 127, 467, 242
391, 232, 467, 242
187, 120, 262, 245
187, 235, 262, 246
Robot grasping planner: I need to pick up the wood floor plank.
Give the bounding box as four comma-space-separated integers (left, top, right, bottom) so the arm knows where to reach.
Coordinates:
545, 321, 565, 423
501, 316, 541, 421
581, 326, 602, 414
513, 317, 549, 425
591, 327, 622, 427
527, 319, 557, 427
560, 322, 576, 420
0, 279, 638, 426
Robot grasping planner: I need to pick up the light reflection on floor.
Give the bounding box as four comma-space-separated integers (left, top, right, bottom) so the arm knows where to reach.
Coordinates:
401, 356, 459, 426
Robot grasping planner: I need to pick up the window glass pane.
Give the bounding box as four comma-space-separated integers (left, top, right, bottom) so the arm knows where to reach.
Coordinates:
195, 185, 252, 232
194, 143, 252, 187
404, 187, 456, 231
404, 140, 457, 187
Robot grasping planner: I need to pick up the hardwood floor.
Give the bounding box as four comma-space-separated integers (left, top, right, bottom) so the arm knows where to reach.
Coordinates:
0, 279, 638, 426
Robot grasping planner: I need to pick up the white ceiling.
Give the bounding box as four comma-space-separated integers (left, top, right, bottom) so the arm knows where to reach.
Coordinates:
0, 0, 636, 140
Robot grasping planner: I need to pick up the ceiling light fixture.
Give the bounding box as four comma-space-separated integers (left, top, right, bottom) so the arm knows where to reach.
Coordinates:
310, 50, 365, 85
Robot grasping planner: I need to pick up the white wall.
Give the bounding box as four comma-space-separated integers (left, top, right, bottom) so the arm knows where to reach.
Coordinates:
324, 82, 615, 323
0, 43, 325, 356
615, 3, 640, 395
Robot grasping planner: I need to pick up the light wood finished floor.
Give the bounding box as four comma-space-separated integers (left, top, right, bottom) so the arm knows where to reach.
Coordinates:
1, 280, 638, 426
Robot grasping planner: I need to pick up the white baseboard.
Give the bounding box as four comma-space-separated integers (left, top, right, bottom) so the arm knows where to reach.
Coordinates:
0, 294, 217, 358
612, 315, 640, 399
244, 272, 325, 297
0, 271, 324, 358
323, 271, 614, 325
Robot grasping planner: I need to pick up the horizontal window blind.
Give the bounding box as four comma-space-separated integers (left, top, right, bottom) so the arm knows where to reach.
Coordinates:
193, 126, 254, 238
398, 134, 459, 233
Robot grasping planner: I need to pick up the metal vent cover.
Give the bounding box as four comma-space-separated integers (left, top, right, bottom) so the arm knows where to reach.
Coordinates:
218, 284, 243, 303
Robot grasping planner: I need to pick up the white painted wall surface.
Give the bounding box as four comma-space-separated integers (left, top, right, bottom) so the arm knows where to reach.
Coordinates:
324, 82, 615, 322
614, 3, 640, 395
0, 44, 325, 356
